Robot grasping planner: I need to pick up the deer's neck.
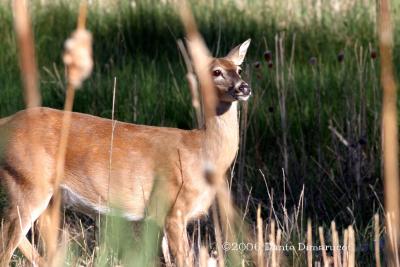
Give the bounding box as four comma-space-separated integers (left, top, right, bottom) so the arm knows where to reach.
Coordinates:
203, 101, 239, 174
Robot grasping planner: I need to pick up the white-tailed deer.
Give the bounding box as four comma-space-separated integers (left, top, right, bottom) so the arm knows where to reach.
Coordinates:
0, 39, 251, 266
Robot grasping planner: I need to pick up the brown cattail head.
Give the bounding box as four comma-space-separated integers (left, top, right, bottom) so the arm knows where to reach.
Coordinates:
309, 57, 317, 65
337, 51, 345, 62
62, 29, 93, 88
264, 50, 272, 61
371, 49, 377, 60
268, 61, 273, 69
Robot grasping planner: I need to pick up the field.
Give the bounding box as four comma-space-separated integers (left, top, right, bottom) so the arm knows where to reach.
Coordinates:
1, 0, 400, 266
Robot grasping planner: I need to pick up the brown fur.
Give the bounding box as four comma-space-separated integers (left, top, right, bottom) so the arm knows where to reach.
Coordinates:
0, 39, 251, 266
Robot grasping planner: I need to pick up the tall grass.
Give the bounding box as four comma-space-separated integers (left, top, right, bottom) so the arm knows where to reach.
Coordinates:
1, 0, 400, 265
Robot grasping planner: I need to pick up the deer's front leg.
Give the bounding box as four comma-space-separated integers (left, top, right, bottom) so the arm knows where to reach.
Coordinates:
165, 213, 190, 267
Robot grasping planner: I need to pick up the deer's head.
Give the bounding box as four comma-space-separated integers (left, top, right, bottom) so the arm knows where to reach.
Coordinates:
211, 39, 251, 102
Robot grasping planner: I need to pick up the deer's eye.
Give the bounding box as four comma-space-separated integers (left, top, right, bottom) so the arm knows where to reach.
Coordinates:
213, 70, 222, 77
238, 69, 242, 75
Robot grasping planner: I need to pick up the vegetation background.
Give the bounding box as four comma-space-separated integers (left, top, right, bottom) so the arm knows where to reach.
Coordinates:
1, 0, 400, 265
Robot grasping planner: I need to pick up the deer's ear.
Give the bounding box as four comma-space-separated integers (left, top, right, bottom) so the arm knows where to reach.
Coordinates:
225, 39, 251, 65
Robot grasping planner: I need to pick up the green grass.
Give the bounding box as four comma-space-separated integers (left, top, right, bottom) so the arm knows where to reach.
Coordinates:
1, 0, 400, 265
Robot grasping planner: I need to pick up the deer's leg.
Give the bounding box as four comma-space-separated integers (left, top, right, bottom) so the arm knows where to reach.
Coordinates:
1, 197, 51, 266
0, 170, 52, 266
165, 215, 190, 267
161, 233, 173, 267
0, 215, 20, 266
18, 236, 44, 266
0, 205, 33, 266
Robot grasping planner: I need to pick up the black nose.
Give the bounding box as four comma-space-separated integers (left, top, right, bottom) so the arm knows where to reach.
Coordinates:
239, 83, 250, 95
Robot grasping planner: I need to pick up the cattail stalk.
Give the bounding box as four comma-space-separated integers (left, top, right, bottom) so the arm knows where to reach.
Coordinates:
177, 39, 202, 128
318, 226, 328, 267
331, 221, 340, 267
379, 0, 400, 264
237, 99, 248, 204
12, 0, 41, 108
46, 2, 92, 264
178, 1, 215, 121
374, 214, 381, 267
270, 220, 276, 267
257, 205, 264, 267
12, 0, 43, 264
275, 33, 289, 178
276, 229, 282, 265
342, 229, 349, 267
348, 226, 355, 267
307, 219, 312, 267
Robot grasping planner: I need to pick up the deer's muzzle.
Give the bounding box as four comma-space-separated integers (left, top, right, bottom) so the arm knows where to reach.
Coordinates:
238, 82, 250, 95
234, 82, 251, 101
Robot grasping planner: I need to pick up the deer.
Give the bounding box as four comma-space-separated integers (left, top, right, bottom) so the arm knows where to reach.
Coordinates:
0, 39, 251, 266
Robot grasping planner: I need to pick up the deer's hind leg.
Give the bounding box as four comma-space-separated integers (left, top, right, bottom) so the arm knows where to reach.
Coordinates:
0, 198, 51, 266
1, 207, 35, 266
0, 168, 52, 266
18, 236, 45, 266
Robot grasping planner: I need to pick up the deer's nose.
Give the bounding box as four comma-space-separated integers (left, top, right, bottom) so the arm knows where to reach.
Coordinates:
238, 82, 251, 95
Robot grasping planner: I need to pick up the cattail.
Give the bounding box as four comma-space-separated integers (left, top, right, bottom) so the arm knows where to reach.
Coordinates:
268, 106, 274, 113
309, 57, 317, 65
46, 3, 92, 264
358, 137, 367, 146
268, 61, 273, 69
337, 51, 345, 62
253, 61, 261, 69
62, 29, 93, 88
370, 49, 377, 59
264, 50, 272, 61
